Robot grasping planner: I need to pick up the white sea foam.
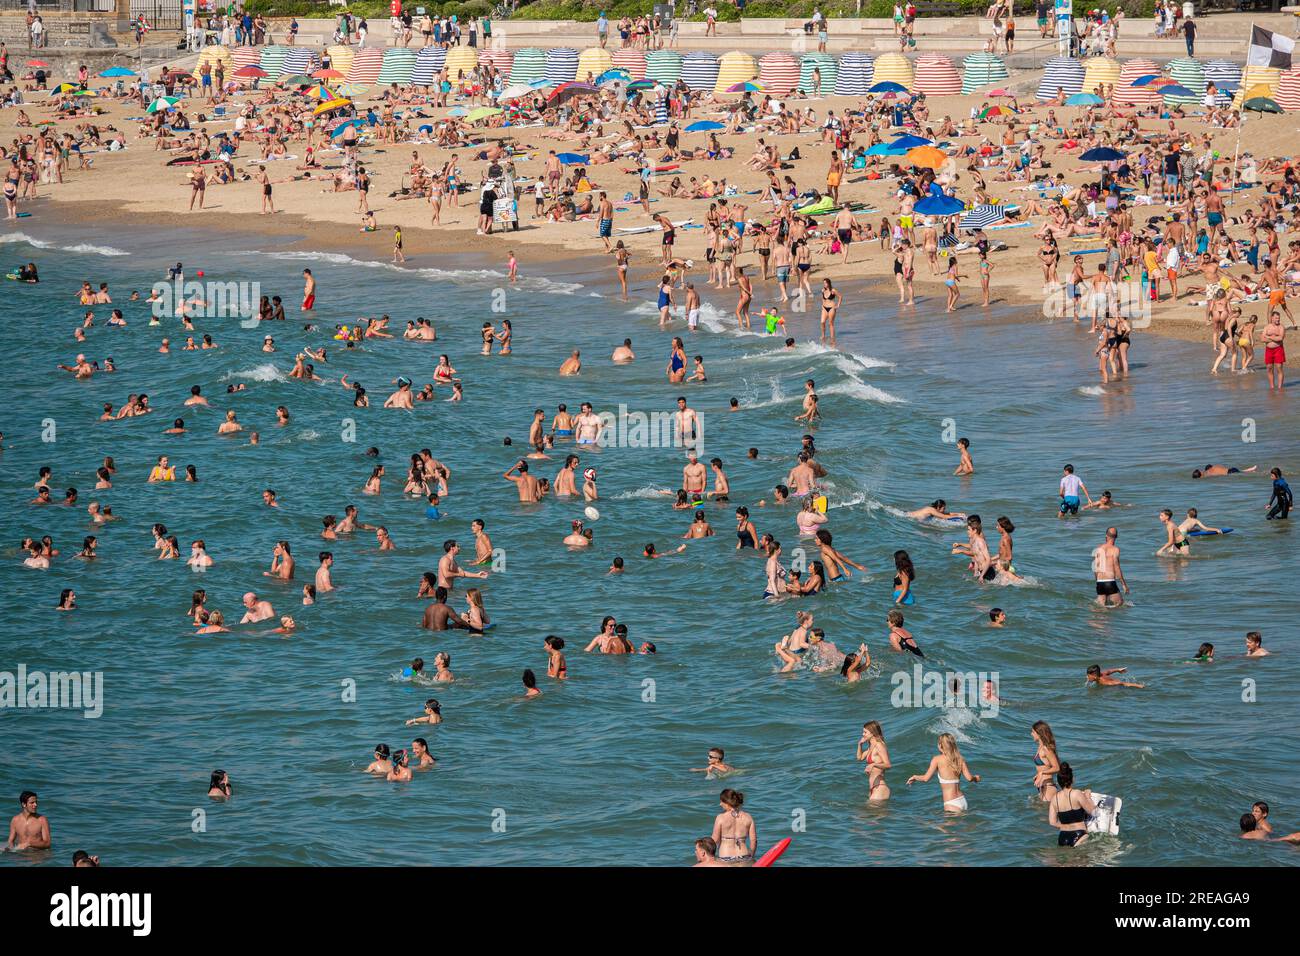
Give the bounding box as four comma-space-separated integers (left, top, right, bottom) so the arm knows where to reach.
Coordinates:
241, 249, 584, 296
0, 233, 129, 257
610, 485, 673, 500
1077, 385, 1106, 396
819, 376, 906, 405
222, 363, 286, 383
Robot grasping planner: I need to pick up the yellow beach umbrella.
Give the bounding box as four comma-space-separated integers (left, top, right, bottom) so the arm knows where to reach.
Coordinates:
314, 97, 352, 116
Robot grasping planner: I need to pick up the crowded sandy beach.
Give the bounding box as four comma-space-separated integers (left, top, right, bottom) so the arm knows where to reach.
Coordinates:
1, 4, 1299, 880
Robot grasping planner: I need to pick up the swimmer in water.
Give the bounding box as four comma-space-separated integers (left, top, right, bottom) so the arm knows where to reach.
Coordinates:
1156, 508, 1191, 557
1086, 664, 1145, 688
1081, 490, 1116, 510
1192, 464, 1257, 478
953, 437, 974, 476
906, 733, 980, 813
816, 528, 866, 582
522, 669, 542, 698
841, 643, 871, 682
711, 789, 756, 865
1245, 631, 1269, 658
545, 636, 567, 679
886, 610, 924, 657
907, 499, 966, 522
689, 747, 738, 777
365, 745, 394, 775
406, 699, 443, 726
856, 721, 892, 802
387, 749, 414, 781
1178, 508, 1221, 535
774, 610, 813, 671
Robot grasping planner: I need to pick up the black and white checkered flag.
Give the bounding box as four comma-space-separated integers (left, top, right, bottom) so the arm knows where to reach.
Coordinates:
1247, 24, 1294, 70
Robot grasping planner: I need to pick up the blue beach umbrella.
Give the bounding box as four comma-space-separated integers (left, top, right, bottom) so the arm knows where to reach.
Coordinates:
869, 81, 907, 93
1158, 84, 1195, 99
888, 134, 932, 150
329, 118, 366, 138
1129, 74, 1160, 87
1065, 92, 1104, 106
685, 120, 724, 132
99, 66, 137, 78
914, 195, 965, 217
596, 69, 631, 85
1079, 146, 1126, 162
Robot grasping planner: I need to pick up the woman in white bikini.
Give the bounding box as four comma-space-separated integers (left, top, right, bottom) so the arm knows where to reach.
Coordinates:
907, 733, 979, 813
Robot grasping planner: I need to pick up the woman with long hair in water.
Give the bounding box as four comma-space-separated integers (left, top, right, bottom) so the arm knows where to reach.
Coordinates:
710, 789, 756, 865
856, 720, 892, 802
907, 733, 980, 813
1031, 720, 1061, 803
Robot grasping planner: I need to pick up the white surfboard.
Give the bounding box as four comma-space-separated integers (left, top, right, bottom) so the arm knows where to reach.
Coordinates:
1086, 792, 1121, 835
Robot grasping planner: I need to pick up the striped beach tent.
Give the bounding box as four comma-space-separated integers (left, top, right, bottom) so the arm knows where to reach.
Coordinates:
1036, 55, 1085, 101
258, 45, 288, 79
872, 52, 914, 91
1081, 56, 1120, 95
645, 50, 682, 86
960, 52, 1008, 95
543, 48, 578, 85
193, 45, 233, 80
715, 50, 757, 94
912, 53, 960, 96
327, 46, 355, 82
758, 52, 799, 96
798, 53, 837, 96
833, 52, 874, 95
224, 46, 259, 80
577, 47, 614, 84
479, 47, 514, 77
509, 48, 546, 85
681, 52, 719, 92
1203, 59, 1241, 103
1276, 68, 1300, 111
280, 46, 319, 79
1165, 57, 1207, 103
345, 47, 384, 86
446, 46, 479, 83
611, 48, 647, 80
1113, 58, 1161, 106
1233, 64, 1281, 107
411, 46, 447, 87
377, 48, 416, 86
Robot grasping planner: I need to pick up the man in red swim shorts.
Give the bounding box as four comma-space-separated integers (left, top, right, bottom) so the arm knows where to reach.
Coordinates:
1262, 310, 1286, 391
301, 268, 315, 312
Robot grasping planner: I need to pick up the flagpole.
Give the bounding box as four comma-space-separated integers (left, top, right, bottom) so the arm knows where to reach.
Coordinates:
1228, 22, 1254, 209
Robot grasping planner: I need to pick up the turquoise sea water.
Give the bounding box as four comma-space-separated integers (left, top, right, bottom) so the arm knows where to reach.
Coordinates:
0, 220, 1297, 867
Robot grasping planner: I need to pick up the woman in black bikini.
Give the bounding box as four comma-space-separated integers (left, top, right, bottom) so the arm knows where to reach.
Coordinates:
1048, 763, 1095, 847
735, 506, 758, 550
820, 278, 841, 343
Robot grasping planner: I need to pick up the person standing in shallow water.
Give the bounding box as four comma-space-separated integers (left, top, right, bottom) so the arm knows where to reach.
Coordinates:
907, 733, 979, 813
710, 789, 755, 865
